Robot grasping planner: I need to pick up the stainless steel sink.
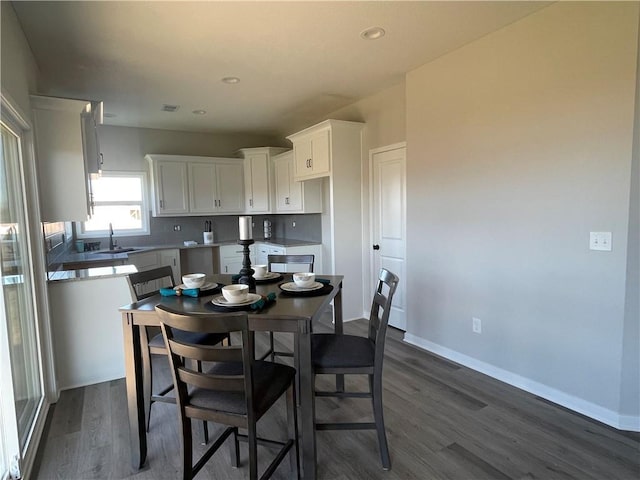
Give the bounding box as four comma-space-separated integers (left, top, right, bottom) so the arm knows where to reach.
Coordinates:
95, 247, 139, 254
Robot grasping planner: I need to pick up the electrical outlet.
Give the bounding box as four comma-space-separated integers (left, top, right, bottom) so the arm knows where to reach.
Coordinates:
472, 317, 482, 334
173, 225, 181, 231
589, 231, 612, 251
292, 221, 296, 228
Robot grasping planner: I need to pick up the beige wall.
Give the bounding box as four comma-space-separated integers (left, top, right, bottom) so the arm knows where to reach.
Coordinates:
405, 2, 638, 425
1, 2, 39, 113
99, 124, 282, 172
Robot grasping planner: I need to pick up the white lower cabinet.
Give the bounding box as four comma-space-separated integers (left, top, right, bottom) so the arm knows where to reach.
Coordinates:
128, 249, 181, 293
255, 243, 322, 273
218, 244, 256, 275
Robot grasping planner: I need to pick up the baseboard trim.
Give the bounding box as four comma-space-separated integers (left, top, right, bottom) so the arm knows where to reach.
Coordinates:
403, 333, 640, 432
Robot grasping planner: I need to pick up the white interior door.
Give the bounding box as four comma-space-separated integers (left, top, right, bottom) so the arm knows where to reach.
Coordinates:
371, 144, 407, 330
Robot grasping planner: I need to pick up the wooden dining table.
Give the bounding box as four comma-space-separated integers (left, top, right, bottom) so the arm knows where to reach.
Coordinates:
119, 273, 344, 480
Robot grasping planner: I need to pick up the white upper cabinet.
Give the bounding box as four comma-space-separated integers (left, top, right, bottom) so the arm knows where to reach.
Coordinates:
31, 95, 95, 222
287, 119, 363, 182
290, 128, 330, 180
146, 155, 244, 217
273, 150, 322, 213
237, 147, 288, 214
155, 159, 190, 215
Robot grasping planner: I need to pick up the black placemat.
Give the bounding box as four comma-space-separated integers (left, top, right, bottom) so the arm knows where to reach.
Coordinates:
255, 274, 284, 284
206, 294, 275, 313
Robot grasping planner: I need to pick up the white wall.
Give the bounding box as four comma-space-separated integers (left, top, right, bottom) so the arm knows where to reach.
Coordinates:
404, 2, 639, 429
99, 124, 281, 172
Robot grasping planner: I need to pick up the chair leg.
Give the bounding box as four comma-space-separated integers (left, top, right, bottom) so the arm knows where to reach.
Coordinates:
140, 329, 152, 432
269, 332, 276, 362
181, 417, 194, 480
229, 427, 240, 468
286, 384, 300, 478
196, 360, 209, 445
371, 374, 391, 470
248, 422, 258, 480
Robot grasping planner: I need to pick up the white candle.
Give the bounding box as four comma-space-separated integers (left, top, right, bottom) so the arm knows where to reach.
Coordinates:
239, 216, 253, 240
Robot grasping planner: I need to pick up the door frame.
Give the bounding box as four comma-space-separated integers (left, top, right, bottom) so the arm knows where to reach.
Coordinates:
367, 141, 407, 322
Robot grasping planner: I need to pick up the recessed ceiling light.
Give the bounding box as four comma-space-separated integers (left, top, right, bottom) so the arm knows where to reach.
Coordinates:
103, 112, 116, 118
161, 104, 180, 112
192, 109, 207, 115
221, 76, 240, 84
360, 26, 386, 40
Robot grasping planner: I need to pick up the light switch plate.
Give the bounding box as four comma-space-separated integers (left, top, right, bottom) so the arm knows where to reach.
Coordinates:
590, 232, 612, 251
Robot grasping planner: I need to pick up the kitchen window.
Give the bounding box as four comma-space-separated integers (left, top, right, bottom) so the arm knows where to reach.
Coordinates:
79, 171, 150, 237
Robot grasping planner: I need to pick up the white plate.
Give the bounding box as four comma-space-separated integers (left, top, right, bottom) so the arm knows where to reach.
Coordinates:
254, 272, 280, 280
175, 282, 218, 291
211, 293, 262, 307
280, 281, 324, 292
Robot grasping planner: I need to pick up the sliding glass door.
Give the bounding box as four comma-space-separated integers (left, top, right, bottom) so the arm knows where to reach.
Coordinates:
0, 102, 44, 478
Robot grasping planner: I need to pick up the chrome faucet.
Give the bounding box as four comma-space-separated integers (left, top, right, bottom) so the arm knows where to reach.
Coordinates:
109, 222, 115, 250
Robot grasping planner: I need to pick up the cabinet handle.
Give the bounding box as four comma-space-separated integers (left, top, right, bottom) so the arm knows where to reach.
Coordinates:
285, 197, 289, 205
306, 158, 312, 168
159, 199, 164, 209
225, 266, 228, 273
249, 198, 253, 207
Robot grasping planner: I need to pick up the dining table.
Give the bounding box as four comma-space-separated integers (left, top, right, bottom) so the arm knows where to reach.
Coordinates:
119, 273, 344, 480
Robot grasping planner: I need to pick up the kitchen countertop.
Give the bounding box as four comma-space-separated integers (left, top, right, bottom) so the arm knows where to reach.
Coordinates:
48, 239, 321, 282
47, 264, 138, 282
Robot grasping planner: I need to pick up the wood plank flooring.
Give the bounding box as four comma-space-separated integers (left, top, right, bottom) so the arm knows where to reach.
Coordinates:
33, 313, 640, 479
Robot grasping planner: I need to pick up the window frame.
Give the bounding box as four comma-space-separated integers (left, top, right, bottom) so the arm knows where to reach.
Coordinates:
77, 170, 150, 238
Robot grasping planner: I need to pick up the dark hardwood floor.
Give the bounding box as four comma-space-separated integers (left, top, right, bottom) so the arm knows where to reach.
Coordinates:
33, 313, 640, 479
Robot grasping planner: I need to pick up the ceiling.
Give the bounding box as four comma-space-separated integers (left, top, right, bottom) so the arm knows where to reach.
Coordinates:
13, 1, 550, 137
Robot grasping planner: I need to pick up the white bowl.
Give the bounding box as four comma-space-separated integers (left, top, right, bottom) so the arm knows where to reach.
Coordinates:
293, 272, 315, 288
182, 273, 206, 289
221, 284, 249, 303
253, 264, 268, 278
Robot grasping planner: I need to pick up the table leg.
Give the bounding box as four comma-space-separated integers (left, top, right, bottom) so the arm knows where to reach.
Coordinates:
333, 282, 345, 392
298, 322, 316, 479
122, 312, 146, 469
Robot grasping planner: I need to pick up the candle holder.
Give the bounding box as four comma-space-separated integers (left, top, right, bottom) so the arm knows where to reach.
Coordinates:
237, 239, 256, 291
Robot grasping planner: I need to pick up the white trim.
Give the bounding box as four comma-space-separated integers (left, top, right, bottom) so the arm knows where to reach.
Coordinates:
404, 333, 640, 432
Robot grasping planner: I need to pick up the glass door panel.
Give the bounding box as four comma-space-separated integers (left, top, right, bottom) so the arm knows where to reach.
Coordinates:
0, 119, 43, 450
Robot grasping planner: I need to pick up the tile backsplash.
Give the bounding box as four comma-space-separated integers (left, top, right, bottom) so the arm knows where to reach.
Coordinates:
75, 213, 322, 248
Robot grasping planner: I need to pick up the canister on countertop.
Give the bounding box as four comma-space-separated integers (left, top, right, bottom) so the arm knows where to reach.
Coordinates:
263, 219, 272, 240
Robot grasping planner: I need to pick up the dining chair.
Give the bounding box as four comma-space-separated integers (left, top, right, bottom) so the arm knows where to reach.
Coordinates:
311, 268, 399, 470
265, 254, 315, 362
126, 266, 227, 443
155, 305, 299, 480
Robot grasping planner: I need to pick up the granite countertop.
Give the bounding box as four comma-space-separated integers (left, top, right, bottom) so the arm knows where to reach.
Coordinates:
48, 239, 321, 283
47, 264, 138, 282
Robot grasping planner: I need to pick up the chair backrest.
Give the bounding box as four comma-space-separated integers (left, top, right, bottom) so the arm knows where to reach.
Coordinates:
369, 268, 400, 366
267, 254, 314, 273
155, 305, 253, 429
127, 265, 175, 301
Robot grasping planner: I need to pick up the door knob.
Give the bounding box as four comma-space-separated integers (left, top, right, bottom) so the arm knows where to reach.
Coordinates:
373, 244, 380, 250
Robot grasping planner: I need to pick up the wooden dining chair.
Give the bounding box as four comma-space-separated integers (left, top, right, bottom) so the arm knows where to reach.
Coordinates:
155, 305, 299, 480
265, 254, 315, 362
311, 268, 399, 470
126, 266, 227, 443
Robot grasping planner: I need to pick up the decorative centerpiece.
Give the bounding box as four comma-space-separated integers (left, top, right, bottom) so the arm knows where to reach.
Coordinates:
237, 216, 256, 291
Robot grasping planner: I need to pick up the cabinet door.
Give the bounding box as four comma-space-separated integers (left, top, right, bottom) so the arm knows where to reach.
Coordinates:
244, 153, 270, 213
189, 162, 217, 214
293, 129, 330, 180
158, 249, 181, 281
274, 155, 292, 212
310, 129, 331, 176
156, 161, 189, 215
216, 162, 245, 213
32, 103, 91, 222
293, 137, 313, 179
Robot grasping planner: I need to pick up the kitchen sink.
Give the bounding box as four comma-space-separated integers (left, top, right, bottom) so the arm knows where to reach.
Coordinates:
95, 247, 140, 254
